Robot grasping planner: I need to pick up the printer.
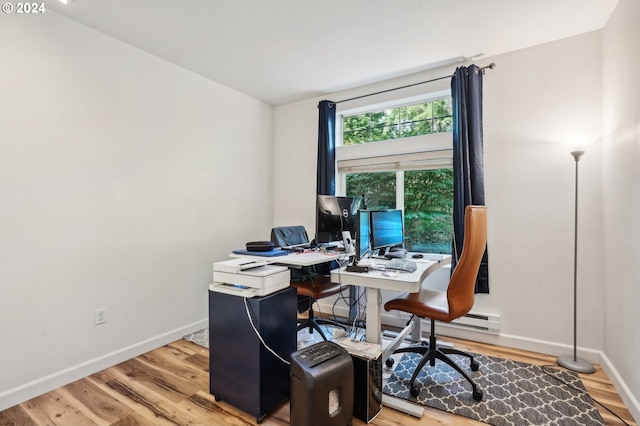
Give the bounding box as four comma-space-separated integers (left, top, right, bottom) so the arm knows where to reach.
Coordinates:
211, 258, 290, 297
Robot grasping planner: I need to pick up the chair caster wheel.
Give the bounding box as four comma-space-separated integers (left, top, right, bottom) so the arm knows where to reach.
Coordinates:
410, 385, 420, 398
470, 359, 480, 371
385, 358, 395, 368
472, 389, 483, 401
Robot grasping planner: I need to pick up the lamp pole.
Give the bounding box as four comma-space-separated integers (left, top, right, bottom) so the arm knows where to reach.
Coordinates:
557, 150, 595, 374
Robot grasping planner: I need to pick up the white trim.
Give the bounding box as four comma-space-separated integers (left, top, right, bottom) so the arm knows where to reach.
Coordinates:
336, 133, 452, 161
0, 319, 208, 412
599, 352, 640, 423
336, 133, 453, 175
338, 149, 453, 173
337, 89, 451, 117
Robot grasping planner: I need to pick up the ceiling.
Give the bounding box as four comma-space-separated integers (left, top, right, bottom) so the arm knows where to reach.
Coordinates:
47, 0, 618, 106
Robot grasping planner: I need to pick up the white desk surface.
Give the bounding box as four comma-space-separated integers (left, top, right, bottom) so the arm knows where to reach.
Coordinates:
331, 259, 443, 292
331, 256, 450, 344
229, 250, 345, 267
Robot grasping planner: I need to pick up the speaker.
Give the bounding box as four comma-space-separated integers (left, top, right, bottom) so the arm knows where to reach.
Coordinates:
351, 352, 382, 423
342, 231, 354, 254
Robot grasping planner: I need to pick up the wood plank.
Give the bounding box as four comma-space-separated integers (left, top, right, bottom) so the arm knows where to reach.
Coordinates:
137, 348, 209, 390
178, 391, 270, 426
21, 390, 99, 426
166, 339, 208, 357
112, 358, 201, 403
110, 412, 175, 426
0, 404, 37, 426
55, 378, 133, 426
2, 337, 636, 426
88, 368, 181, 426
184, 352, 210, 374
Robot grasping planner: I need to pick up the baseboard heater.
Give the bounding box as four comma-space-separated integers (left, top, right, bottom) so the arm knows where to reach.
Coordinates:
316, 301, 500, 335
440, 312, 501, 335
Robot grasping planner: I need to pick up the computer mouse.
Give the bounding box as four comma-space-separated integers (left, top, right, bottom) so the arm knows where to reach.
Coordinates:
411, 253, 424, 259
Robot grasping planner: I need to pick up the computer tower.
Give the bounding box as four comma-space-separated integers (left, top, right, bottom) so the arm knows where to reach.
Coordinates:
351, 352, 383, 423
290, 341, 354, 426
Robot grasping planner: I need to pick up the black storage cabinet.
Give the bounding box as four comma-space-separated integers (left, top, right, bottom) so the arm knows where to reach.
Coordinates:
209, 286, 296, 423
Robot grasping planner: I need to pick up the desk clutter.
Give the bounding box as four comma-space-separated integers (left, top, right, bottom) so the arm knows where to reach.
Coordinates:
208, 244, 451, 423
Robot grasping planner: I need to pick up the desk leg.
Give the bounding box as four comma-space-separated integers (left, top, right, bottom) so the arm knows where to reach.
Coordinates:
365, 289, 425, 418
411, 315, 422, 341
348, 286, 359, 324
365, 287, 381, 344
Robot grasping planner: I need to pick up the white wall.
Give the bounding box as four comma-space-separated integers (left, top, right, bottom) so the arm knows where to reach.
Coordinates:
601, 0, 640, 418
480, 32, 604, 353
275, 18, 640, 418
0, 12, 274, 409
275, 30, 604, 357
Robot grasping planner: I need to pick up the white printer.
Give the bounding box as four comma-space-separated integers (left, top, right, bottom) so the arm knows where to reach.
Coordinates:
211, 258, 290, 297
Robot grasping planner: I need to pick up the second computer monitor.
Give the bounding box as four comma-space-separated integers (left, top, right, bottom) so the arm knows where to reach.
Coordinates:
355, 209, 370, 261
370, 209, 404, 254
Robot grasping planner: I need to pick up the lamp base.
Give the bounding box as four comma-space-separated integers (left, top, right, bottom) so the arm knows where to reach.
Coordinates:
557, 354, 595, 374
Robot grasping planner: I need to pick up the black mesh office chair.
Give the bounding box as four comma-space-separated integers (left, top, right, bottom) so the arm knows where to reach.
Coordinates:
271, 226, 348, 341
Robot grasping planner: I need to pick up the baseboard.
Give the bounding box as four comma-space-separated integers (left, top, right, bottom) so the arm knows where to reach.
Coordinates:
599, 352, 640, 423
0, 318, 208, 412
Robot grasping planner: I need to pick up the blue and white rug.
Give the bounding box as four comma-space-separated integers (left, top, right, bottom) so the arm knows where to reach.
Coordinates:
384, 352, 605, 426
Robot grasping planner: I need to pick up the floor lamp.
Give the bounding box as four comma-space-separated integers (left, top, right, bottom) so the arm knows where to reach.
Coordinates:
557, 150, 595, 374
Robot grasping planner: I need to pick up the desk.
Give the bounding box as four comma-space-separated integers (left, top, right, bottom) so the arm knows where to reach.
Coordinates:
331, 258, 448, 345
331, 256, 450, 418
230, 250, 344, 267
227, 250, 449, 417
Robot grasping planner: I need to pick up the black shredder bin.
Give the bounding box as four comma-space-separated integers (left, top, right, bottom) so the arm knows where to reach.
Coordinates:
290, 341, 354, 426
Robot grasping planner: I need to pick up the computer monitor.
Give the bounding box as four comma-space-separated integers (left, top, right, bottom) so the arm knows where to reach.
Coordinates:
355, 209, 370, 261
370, 209, 404, 254
315, 195, 361, 244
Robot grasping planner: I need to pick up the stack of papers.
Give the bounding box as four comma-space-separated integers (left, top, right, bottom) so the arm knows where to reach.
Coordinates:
334, 337, 382, 359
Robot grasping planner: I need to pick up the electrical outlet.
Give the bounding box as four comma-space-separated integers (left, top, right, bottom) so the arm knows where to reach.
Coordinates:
95, 307, 106, 325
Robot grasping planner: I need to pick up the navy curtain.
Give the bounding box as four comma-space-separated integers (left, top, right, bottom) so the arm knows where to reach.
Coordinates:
451, 65, 489, 293
316, 100, 336, 196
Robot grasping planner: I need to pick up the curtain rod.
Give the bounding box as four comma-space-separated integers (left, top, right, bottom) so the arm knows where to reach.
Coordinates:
330, 63, 495, 107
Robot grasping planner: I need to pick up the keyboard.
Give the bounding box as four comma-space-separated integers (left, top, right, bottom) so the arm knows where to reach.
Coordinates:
385, 258, 417, 273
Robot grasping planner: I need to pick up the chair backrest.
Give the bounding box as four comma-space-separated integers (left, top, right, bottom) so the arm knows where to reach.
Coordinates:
270, 226, 317, 282
270, 226, 309, 248
446, 205, 487, 319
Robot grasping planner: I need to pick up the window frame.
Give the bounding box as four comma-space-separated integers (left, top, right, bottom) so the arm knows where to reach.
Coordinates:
335, 90, 453, 197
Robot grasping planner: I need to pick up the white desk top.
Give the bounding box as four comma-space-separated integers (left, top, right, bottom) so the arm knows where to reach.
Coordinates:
331, 258, 446, 292
229, 250, 346, 267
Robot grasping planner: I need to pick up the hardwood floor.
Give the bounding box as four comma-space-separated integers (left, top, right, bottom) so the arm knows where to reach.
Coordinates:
0, 336, 636, 426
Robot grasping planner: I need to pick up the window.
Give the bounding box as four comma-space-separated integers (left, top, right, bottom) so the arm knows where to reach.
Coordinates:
343, 98, 452, 145
337, 95, 454, 254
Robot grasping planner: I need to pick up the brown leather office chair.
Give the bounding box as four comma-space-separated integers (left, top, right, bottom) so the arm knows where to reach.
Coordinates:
270, 226, 348, 341
384, 205, 487, 401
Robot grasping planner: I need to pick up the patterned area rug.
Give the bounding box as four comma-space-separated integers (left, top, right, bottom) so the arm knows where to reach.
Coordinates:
384, 352, 605, 426
184, 328, 209, 348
